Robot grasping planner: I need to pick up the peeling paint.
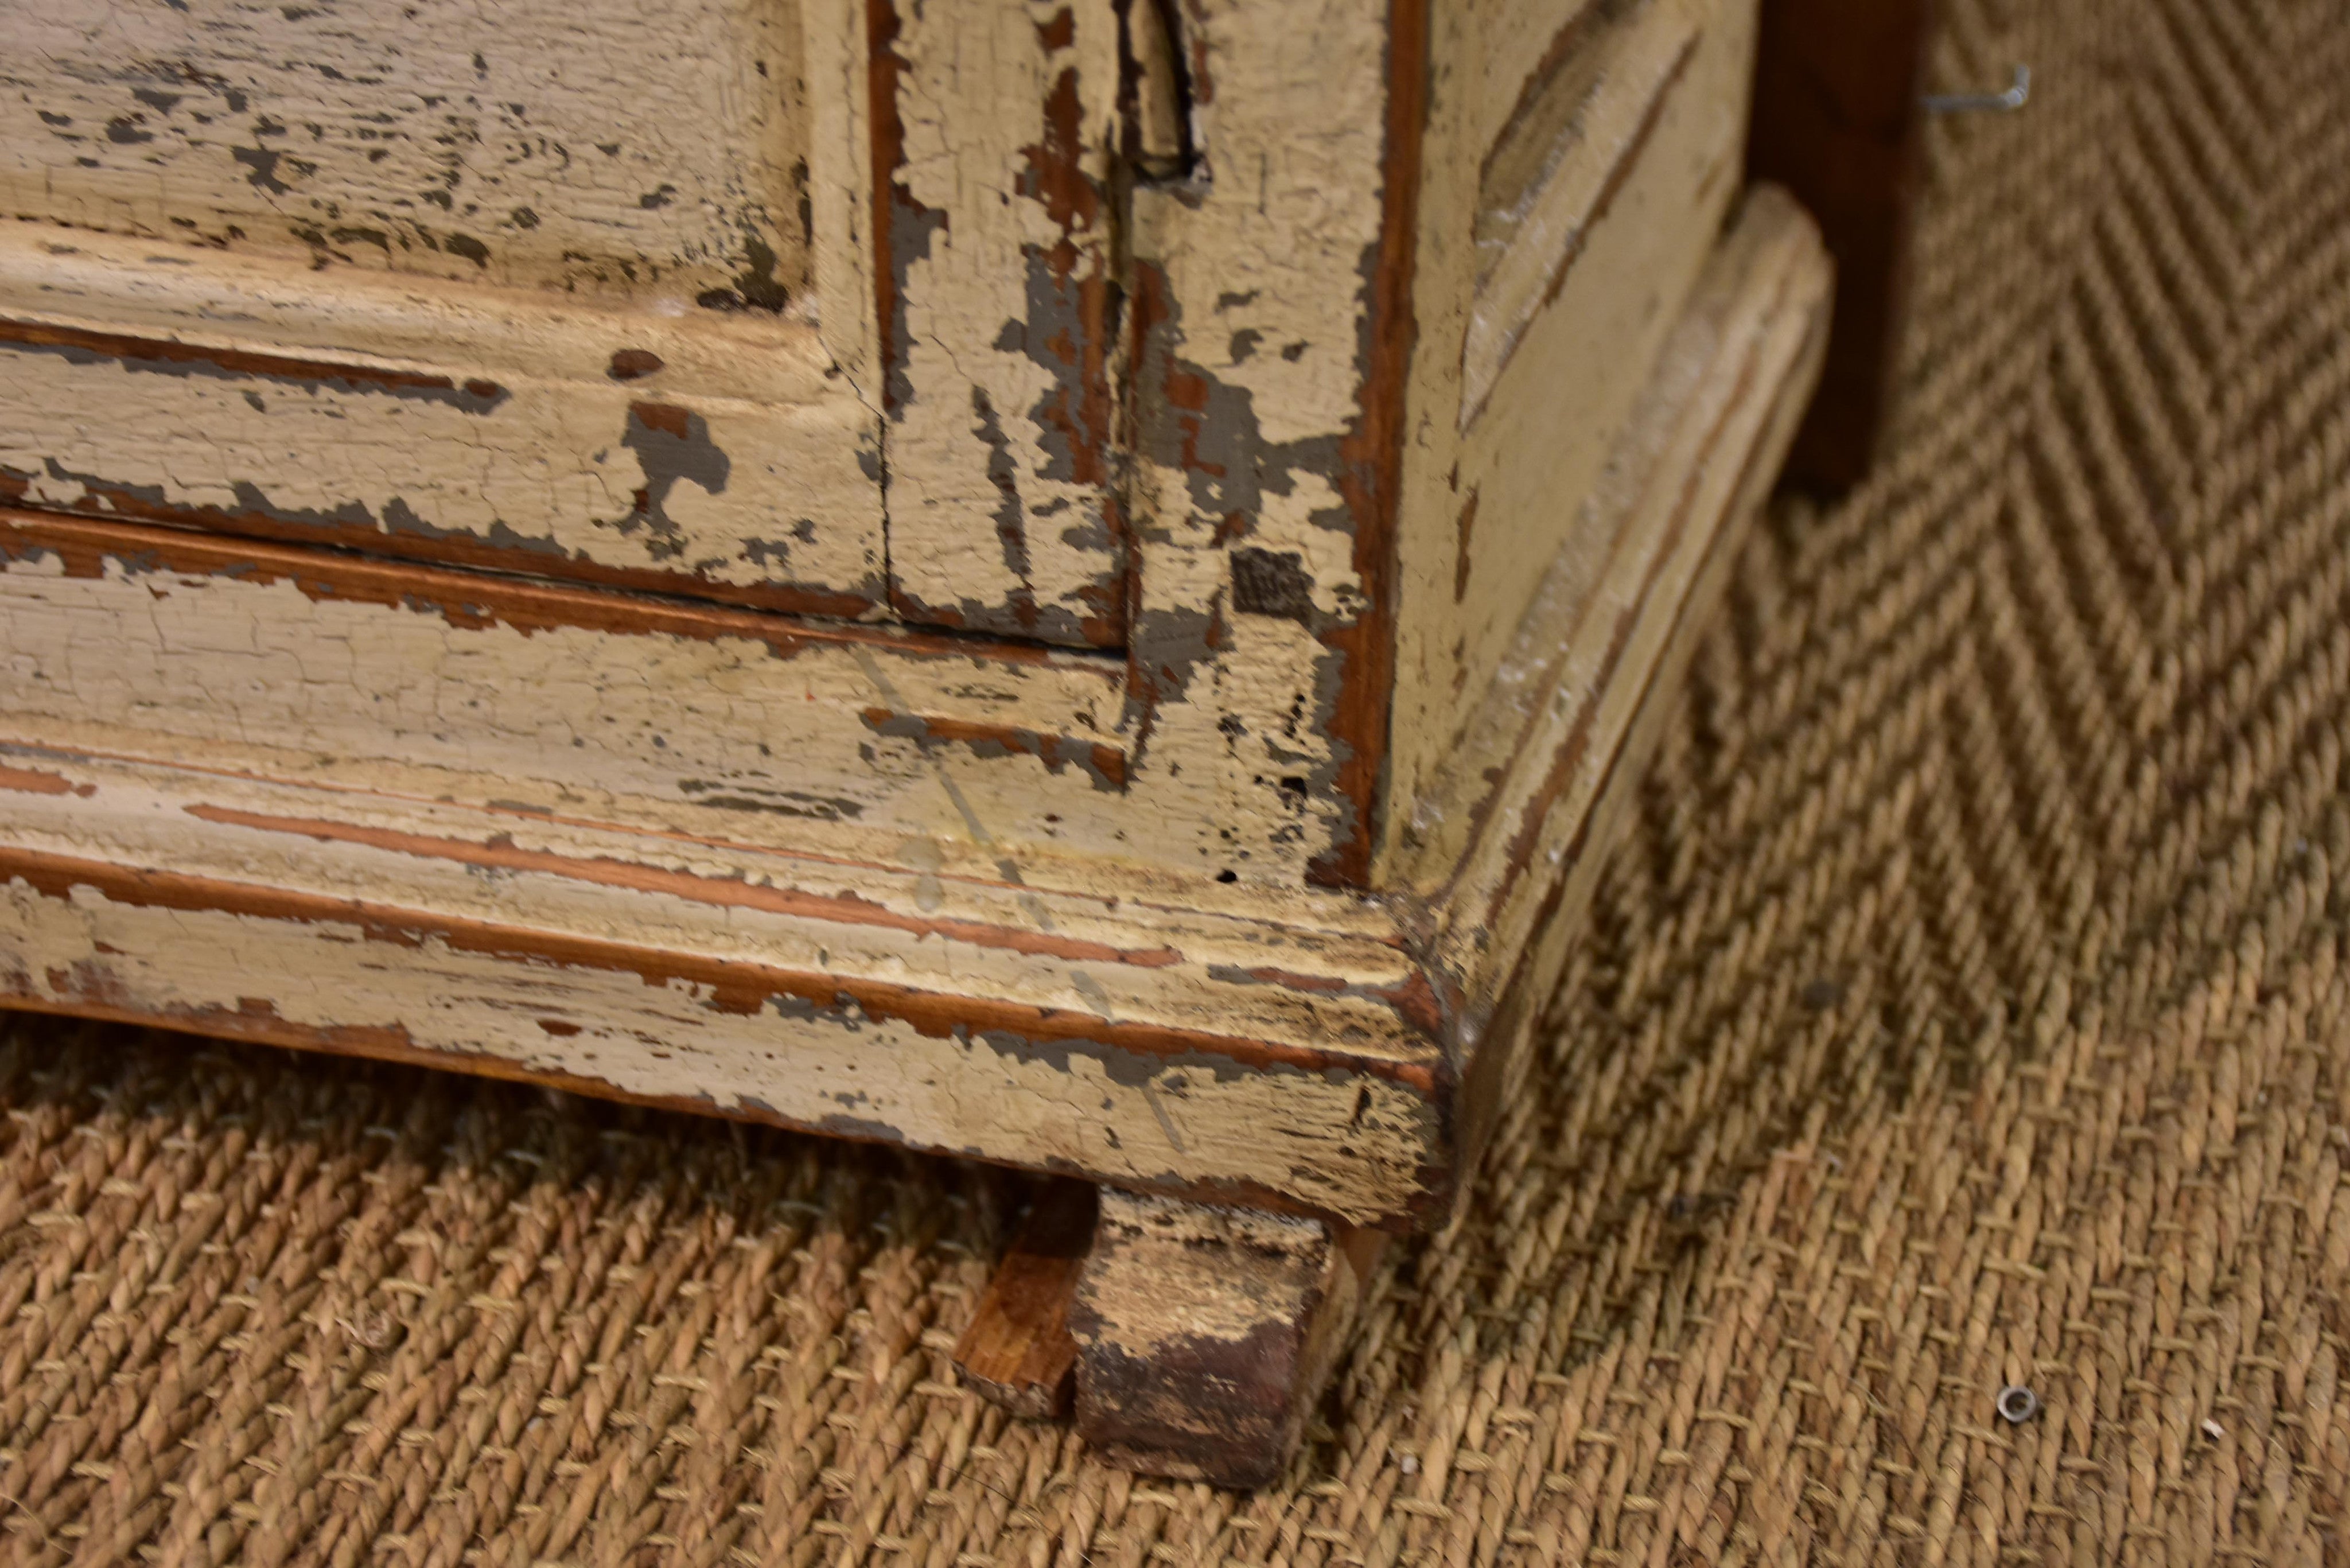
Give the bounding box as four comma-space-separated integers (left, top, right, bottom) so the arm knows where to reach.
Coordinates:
0, 0, 815, 304
0, 223, 886, 617
873, 0, 1127, 647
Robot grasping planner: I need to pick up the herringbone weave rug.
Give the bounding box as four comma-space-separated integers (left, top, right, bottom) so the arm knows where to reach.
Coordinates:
4, 0, 2348, 1561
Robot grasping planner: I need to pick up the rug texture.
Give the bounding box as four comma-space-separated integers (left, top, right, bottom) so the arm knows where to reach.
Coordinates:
4, 0, 2349, 1562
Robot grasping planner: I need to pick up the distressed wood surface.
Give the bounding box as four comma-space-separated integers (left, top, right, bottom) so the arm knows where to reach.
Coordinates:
0, 502, 1422, 890
0, 220, 885, 613
871, 0, 1129, 646
0, 179, 1828, 1238
1069, 1190, 1382, 1488
0, 0, 813, 305
0, 745, 1446, 1227
1121, 0, 1414, 887
952, 1178, 1098, 1419
0, 512, 1133, 868
1379, 0, 1759, 883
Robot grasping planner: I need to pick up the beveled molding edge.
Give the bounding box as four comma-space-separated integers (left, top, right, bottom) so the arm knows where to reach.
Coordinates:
0, 189, 1830, 1237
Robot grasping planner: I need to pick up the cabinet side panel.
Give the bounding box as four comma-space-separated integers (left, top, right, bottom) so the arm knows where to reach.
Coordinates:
1379, 0, 1757, 880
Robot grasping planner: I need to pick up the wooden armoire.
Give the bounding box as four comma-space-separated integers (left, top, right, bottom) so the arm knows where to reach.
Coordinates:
0, 0, 1847, 1484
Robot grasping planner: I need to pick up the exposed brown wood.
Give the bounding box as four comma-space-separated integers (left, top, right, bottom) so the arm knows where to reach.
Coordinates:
0, 317, 507, 405
1069, 1190, 1386, 1488
953, 1178, 1099, 1419
1745, 0, 1935, 489
866, 0, 912, 421
1310, 0, 1431, 890
865, 0, 1130, 648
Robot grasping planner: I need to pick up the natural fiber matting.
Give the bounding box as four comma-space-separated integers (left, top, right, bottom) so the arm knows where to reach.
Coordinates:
4, 0, 2349, 1561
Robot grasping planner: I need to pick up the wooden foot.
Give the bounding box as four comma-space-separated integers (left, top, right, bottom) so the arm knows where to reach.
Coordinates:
1068, 1191, 1384, 1489
952, 1178, 1098, 1419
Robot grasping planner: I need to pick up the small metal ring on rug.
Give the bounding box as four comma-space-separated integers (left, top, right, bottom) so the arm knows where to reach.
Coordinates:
1997, 1385, 2040, 1424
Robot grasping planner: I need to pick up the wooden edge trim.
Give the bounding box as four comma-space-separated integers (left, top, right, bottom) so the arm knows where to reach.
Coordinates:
0, 988, 1380, 1228
0, 468, 878, 624
1435, 207, 1834, 1195
1458, 28, 1699, 431
178, 804, 1174, 968
0, 844, 1441, 1095
1423, 192, 1830, 938
1467, 242, 1803, 933
1309, 0, 1431, 890
952, 1177, 1099, 1419
0, 508, 1109, 672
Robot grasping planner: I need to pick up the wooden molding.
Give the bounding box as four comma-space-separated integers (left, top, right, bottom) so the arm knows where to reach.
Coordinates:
0, 219, 886, 618
0, 188, 1829, 1235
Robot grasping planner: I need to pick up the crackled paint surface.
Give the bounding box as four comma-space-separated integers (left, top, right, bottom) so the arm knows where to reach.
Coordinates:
1120, 0, 1406, 885
874, 0, 1128, 645
0, 225, 886, 609
0, 0, 890, 610
0, 0, 1834, 1240
0, 748, 1447, 1226
0, 0, 813, 302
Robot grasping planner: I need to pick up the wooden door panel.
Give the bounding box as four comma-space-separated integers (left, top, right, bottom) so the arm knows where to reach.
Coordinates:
0, 0, 888, 613
0, 0, 811, 304
0, 223, 884, 613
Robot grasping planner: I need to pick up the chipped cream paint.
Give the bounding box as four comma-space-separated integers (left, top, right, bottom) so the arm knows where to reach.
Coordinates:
1376, 0, 1759, 878
0, 0, 1834, 1236
1121, 0, 1399, 884
877, 0, 1128, 645
0, 516, 1137, 874
0, 190, 1827, 1231
0, 748, 1442, 1226
1402, 191, 1831, 1124
799, 0, 881, 387
0, 504, 1422, 890
0, 0, 813, 304
0, 220, 885, 610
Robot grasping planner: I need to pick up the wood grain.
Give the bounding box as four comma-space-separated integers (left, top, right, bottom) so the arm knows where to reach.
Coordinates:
952, 1179, 1099, 1419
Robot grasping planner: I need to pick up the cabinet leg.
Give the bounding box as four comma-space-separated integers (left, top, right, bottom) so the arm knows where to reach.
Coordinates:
1069, 1191, 1384, 1489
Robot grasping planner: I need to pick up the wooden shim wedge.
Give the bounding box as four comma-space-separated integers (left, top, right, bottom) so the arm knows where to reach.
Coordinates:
953, 1178, 1100, 1419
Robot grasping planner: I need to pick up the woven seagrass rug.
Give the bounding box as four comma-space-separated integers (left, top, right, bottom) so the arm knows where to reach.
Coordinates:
4, 0, 2348, 1561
